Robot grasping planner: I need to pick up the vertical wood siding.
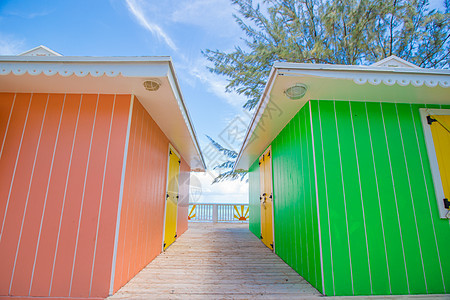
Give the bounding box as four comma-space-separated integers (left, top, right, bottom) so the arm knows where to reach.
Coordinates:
177, 157, 190, 236
248, 160, 260, 237
249, 104, 322, 292
0, 93, 131, 298
112, 98, 170, 293
248, 100, 449, 296
271, 104, 322, 292
311, 100, 450, 296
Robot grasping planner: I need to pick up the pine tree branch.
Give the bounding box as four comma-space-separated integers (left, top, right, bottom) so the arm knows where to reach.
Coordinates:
212, 169, 248, 183
206, 135, 238, 159
389, 0, 398, 56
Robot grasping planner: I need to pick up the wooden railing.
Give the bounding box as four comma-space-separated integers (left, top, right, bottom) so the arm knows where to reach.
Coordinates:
188, 203, 249, 223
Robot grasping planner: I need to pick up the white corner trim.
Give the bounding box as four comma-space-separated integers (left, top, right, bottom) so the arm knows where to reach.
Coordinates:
309, 101, 325, 295
419, 108, 449, 219
109, 95, 134, 296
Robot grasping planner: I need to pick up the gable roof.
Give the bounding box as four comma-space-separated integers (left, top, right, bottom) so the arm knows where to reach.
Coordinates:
370, 55, 420, 69
18, 45, 63, 57
234, 59, 450, 170
0, 51, 206, 171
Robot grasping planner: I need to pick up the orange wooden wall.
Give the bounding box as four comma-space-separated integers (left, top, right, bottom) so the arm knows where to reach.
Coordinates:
0, 93, 192, 298
0, 93, 131, 298
112, 98, 172, 292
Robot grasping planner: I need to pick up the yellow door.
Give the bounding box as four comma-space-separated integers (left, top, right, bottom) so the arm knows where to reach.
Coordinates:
259, 148, 274, 250
429, 115, 450, 209
163, 148, 180, 250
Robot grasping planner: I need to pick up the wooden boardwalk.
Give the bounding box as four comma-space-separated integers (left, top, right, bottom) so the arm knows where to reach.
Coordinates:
108, 223, 321, 299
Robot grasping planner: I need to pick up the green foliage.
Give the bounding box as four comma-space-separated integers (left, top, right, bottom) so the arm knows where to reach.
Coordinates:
204, 0, 450, 110
205, 0, 449, 182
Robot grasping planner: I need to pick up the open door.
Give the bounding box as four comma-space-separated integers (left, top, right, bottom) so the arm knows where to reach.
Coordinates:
163, 146, 181, 250
259, 147, 274, 250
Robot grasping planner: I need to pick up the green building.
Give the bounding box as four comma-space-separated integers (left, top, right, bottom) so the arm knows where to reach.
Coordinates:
234, 56, 450, 296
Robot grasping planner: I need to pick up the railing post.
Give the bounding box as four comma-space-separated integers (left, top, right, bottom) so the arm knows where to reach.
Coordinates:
212, 204, 218, 223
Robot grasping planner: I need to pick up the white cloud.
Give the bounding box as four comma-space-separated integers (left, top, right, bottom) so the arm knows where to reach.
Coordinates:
124, 0, 177, 51
191, 170, 248, 204
5, 10, 53, 19
171, 0, 239, 36
428, 0, 445, 10
0, 34, 25, 55
188, 57, 247, 108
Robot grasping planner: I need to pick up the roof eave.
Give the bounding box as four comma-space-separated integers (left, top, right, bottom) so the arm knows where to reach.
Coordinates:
233, 65, 279, 172
0, 57, 206, 171
0, 55, 172, 63
273, 61, 450, 75
166, 59, 206, 171
234, 62, 450, 171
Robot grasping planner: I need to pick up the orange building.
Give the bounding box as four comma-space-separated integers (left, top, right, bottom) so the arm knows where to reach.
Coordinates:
0, 46, 205, 299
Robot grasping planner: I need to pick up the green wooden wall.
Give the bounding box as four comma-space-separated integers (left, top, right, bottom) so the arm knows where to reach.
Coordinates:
248, 160, 260, 237
249, 99, 450, 296
310, 100, 449, 296
248, 104, 322, 292
272, 104, 322, 291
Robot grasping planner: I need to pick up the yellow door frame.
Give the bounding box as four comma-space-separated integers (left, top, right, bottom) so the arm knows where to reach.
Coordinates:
259, 145, 275, 251
162, 144, 181, 251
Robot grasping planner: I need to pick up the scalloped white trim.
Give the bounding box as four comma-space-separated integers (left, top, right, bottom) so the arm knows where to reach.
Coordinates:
280, 68, 450, 88
353, 74, 450, 88
0, 63, 122, 77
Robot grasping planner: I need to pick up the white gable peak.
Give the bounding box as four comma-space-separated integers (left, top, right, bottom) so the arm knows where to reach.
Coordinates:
371, 55, 420, 69
18, 45, 62, 57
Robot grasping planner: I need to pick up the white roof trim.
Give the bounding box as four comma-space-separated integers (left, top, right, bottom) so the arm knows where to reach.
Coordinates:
0, 55, 173, 77
2, 55, 171, 62
0, 55, 206, 171
234, 61, 450, 170
278, 66, 450, 88
166, 61, 206, 170
274, 61, 449, 75
274, 61, 450, 87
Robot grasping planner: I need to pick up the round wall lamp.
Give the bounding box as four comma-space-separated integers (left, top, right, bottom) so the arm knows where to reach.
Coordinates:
284, 83, 308, 100
143, 79, 161, 91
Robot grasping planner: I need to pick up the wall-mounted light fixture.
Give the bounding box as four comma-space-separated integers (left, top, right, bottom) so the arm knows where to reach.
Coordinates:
143, 79, 161, 91
284, 83, 307, 100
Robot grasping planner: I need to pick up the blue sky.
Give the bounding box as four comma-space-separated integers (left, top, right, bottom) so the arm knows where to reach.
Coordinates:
1, 0, 446, 204
0, 0, 250, 204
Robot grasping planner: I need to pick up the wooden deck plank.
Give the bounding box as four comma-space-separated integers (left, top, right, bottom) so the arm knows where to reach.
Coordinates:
108, 223, 321, 299
108, 223, 450, 299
